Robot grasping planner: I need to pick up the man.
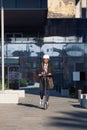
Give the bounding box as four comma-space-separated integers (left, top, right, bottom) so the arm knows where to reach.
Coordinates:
37, 54, 54, 107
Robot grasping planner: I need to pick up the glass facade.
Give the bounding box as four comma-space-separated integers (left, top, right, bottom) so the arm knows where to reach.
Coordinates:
1, 18, 87, 93
0, 1, 87, 96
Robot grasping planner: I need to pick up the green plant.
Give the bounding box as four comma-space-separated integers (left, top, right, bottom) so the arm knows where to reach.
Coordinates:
20, 79, 27, 86
0, 80, 8, 90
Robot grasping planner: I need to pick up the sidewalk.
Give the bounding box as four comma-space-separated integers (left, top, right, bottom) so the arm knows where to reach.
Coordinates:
0, 88, 87, 130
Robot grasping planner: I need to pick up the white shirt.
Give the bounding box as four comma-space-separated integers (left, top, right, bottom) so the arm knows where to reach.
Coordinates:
44, 63, 48, 73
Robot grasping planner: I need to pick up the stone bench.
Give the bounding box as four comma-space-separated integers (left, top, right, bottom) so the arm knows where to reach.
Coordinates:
0, 90, 25, 104
4, 90, 25, 98
0, 93, 18, 104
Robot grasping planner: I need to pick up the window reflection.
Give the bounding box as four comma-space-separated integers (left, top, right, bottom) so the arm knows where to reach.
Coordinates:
65, 44, 84, 56
1, 35, 87, 93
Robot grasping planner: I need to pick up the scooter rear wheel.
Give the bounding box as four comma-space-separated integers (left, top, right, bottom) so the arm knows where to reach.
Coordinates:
44, 102, 48, 110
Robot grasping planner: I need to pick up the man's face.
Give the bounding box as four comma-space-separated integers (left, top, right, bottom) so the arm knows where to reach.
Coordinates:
44, 58, 49, 64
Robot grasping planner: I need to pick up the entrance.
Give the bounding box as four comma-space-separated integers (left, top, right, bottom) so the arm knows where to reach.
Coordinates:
0, 57, 20, 90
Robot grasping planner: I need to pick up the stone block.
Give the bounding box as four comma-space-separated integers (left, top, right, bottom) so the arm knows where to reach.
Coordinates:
4, 90, 25, 98
0, 93, 18, 103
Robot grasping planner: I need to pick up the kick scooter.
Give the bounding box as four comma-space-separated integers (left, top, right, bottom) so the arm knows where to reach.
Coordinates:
43, 75, 48, 110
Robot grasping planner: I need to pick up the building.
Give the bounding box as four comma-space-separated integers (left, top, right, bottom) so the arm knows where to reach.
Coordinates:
48, 0, 75, 18
0, 0, 87, 95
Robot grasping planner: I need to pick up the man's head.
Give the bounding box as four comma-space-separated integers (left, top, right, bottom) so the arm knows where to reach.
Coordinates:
43, 54, 50, 63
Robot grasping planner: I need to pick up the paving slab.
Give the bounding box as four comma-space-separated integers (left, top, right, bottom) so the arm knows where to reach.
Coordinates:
0, 88, 87, 130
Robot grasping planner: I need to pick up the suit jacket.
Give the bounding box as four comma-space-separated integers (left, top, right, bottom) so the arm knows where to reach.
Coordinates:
37, 62, 54, 90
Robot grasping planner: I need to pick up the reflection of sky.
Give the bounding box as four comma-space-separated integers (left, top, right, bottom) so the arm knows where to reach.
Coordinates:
5, 44, 26, 56
4, 42, 87, 57
66, 44, 84, 50
5, 43, 65, 57
84, 44, 87, 54
67, 51, 84, 56
41, 44, 65, 56
53, 44, 65, 50
5, 44, 40, 57
66, 44, 84, 56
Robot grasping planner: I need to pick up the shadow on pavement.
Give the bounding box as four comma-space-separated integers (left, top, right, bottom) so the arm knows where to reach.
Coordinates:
18, 103, 44, 110
72, 104, 82, 109
46, 111, 87, 130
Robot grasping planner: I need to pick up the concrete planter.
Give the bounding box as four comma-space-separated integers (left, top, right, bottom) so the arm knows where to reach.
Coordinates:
4, 90, 25, 98
0, 93, 18, 103
0, 90, 25, 103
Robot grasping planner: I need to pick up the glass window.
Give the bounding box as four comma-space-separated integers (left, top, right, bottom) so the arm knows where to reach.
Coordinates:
16, 0, 41, 8
3, 0, 47, 9
4, 0, 15, 8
